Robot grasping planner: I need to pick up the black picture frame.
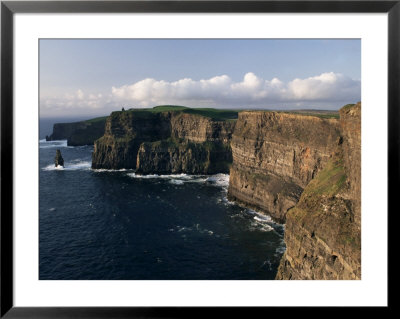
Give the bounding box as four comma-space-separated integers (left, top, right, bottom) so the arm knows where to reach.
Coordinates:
1, 0, 396, 317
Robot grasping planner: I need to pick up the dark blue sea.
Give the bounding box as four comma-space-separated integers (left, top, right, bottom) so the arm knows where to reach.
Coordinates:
39, 119, 285, 280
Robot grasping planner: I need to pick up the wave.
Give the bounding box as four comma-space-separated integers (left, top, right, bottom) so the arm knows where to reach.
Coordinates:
127, 172, 230, 191
241, 208, 285, 234
246, 209, 284, 226
39, 139, 70, 149
169, 179, 184, 185
205, 174, 230, 188
43, 165, 134, 172
92, 168, 129, 173
249, 219, 274, 232
126, 172, 227, 185
42, 160, 91, 171
170, 224, 215, 237
275, 245, 286, 255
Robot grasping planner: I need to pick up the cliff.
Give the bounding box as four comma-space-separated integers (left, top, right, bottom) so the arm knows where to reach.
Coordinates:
276, 102, 361, 280
91, 111, 171, 169
170, 113, 234, 144
136, 139, 232, 174
227, 111, 340, 222
91, 107, 236, 171
86, 103, 360, 279
46, 117, 106, 146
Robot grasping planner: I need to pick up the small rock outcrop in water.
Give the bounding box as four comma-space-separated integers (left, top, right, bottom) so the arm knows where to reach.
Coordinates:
88, 104, 361, 280
55, 149, 64, 167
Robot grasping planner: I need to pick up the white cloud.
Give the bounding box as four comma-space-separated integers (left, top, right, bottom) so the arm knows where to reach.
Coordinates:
287, 72, 359, 100
40, 89, 109, 113
76, 89, 84, 100
110, 71, 360, 107
40, 72, 361, 116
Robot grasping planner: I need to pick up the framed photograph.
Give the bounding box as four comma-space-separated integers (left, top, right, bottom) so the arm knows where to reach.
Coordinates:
1, 0, 395, 316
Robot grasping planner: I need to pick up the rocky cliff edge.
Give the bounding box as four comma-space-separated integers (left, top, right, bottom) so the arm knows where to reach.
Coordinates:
275, 102, 361, 279
227, 111, 341, 222
91, 108, 236, 171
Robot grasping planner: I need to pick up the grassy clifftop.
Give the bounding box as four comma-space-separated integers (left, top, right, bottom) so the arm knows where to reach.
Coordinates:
114, 105, 240, 121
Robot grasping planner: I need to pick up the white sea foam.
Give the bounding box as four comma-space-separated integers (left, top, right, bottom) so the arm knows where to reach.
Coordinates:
275, 245, 286, 255
44, 159, 133, 172
174, 224, 215, 237
169, 179, 184, 185
239, 208, 285, 233
42, 160, 91, 171
247, 209, 283, 226
127, 172, 224, 186
221, 196, 235, 206
205, 174, 230, 188
259, 260, 273, 271
249, 220, 274, 232
39, 139, 69, 149
254, 215, 273, 223
127, 173, 161, 179
42, 164, 65, 171
93, 168, 128, 173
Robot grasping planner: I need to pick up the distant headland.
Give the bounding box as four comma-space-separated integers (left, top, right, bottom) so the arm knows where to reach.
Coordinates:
45, 103, 361, 280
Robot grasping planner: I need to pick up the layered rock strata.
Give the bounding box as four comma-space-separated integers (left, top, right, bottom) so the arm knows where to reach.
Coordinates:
276, 103, 361, 280
170, 113, 234, 144
91, 110, 235, 171
91, 111, 171, 169
227, 111, 340, 222
136, 140, 232, 174
88, 104, 361, 279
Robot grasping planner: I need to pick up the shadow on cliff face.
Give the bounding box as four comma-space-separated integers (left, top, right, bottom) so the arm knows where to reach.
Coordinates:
276, 102, 361, 280
227, 110, 341, 223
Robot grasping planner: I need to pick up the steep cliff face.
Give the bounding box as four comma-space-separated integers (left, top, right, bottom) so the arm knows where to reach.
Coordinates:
91, 110, 235, 171
228, 111, 340, 222
91, 111, 171, 169
134, 113, 234, 173
46, 117, 106, 146
136, 140, 232, 174
170, 113, 235, 144
276, 102, 361, 280
340, 103, 361, 228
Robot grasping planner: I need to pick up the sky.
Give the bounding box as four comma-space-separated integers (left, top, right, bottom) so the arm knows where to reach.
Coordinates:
40, 39, 361, 118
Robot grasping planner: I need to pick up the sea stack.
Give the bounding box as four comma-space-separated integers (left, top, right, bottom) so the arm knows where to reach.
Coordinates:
55, 149, 64, 167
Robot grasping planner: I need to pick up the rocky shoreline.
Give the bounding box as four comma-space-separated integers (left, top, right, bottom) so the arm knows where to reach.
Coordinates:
46, 103, 361, 279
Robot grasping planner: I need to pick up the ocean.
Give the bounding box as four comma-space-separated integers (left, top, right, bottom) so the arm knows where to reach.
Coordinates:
39, 118, 285, 280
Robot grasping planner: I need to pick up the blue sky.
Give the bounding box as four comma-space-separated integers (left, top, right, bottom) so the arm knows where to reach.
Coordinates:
40, 39, 361, 117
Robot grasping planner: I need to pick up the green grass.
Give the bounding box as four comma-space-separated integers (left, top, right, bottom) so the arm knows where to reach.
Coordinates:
280, 111, 340, 119
84, 116, 108, 124
150, 105, 189, 112
339, 232, 358, 248
307, 155, 346, 197
122, 105, 187, 114
287, 153, 347, 220
286, 151, 360, 253
111, 104, 349, 121
181, 108, 239, 121
120, 105, 239, 121
340, 103, 356, 111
